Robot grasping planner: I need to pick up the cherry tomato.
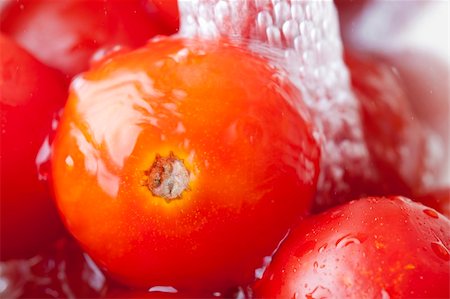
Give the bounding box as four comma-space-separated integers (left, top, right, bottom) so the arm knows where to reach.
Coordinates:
344, 51, 435, 199
254, 196, 450, 298
51, 37, 320, 292
150, 0, 179, 32
1, 0, 174, 79
0, 34, 66, 260
0, 237, 108, 298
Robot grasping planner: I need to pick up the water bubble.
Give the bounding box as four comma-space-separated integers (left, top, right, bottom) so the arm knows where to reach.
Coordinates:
335, 233, 366, 249
148, 286, 178, 293
318, 243, 327, 253
423, 208, 439, 219
313, 261, 318, 270
35, 136, 52, 181
305, 285, 332, 299
431, 241, 450, 261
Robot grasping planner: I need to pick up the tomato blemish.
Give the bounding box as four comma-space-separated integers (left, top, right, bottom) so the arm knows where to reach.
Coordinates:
144, 152, 190, 201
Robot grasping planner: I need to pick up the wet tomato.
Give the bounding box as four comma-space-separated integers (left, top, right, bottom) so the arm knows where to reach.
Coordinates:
0, 0, 173, 79
51, 37, 320, 292
254, 196, 450, 298
0, 237, 107, 298
344, 51, 437, 199
0, 34, 66, 260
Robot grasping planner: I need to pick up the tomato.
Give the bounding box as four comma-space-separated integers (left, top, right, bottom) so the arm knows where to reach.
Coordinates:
0, 34, 66, 260
51, 36, 320, 292
0, 0, 174, 79
150, 0, 179, 32
254, 196, 450, 298
344, 51, 436, 199
0, 237, 108, 298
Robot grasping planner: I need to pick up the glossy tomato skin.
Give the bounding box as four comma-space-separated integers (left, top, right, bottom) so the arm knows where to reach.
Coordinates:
254, 196, 450, 298
52, 37, 320, 292
1, 0, 173, 79
0, 34, 66, 260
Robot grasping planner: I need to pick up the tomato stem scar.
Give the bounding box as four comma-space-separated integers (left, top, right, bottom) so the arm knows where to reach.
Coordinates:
145, 152, 190, 201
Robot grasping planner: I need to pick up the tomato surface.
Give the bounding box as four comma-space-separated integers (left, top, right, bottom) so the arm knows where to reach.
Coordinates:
51, 37, 320, 292
0, 34, 66, 260
254, 196, 450, 298
1, 0, 173, 78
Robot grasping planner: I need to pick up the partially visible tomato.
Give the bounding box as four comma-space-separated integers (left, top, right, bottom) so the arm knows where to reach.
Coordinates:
0, 237, 108, 298
51, 37, 320, 292
254, 196, 450, 298
0, 0, 174, 79
0, 34, 66, 260
344, 51, 436, 200
150, 0, 179, 33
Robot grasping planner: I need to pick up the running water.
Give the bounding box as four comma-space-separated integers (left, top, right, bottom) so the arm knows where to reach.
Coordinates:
178, 0, 377, 208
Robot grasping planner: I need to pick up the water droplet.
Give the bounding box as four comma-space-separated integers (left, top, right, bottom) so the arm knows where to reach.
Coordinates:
423, 209, 439, 219
318, 243, 327, 253
335, 233, 365, 249
431, 241, 450, 261
148, 286, 178, 293
305, 285, 332, 299
35, 136, 52, 181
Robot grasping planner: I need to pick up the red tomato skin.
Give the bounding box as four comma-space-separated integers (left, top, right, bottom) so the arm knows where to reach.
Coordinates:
150, 0, 179, 32
1, 0, 173, 78
254, 196, 450, 298
51, 37, 320, 291
0, 34, 66, 260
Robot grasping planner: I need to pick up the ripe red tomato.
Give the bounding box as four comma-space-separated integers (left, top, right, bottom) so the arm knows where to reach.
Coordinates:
0, 34, 66, 260
0, 237, 107, 298
344, 51, 435, 199
0, 0, 174, 78
150, 0, 179, 32
51, 37, 320, 292
254, 196, 450, 298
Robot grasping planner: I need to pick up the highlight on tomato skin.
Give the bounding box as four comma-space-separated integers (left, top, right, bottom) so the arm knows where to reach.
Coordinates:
0, 34, 67, 260
253, 196, 450, 299
51, 36, 321, 292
